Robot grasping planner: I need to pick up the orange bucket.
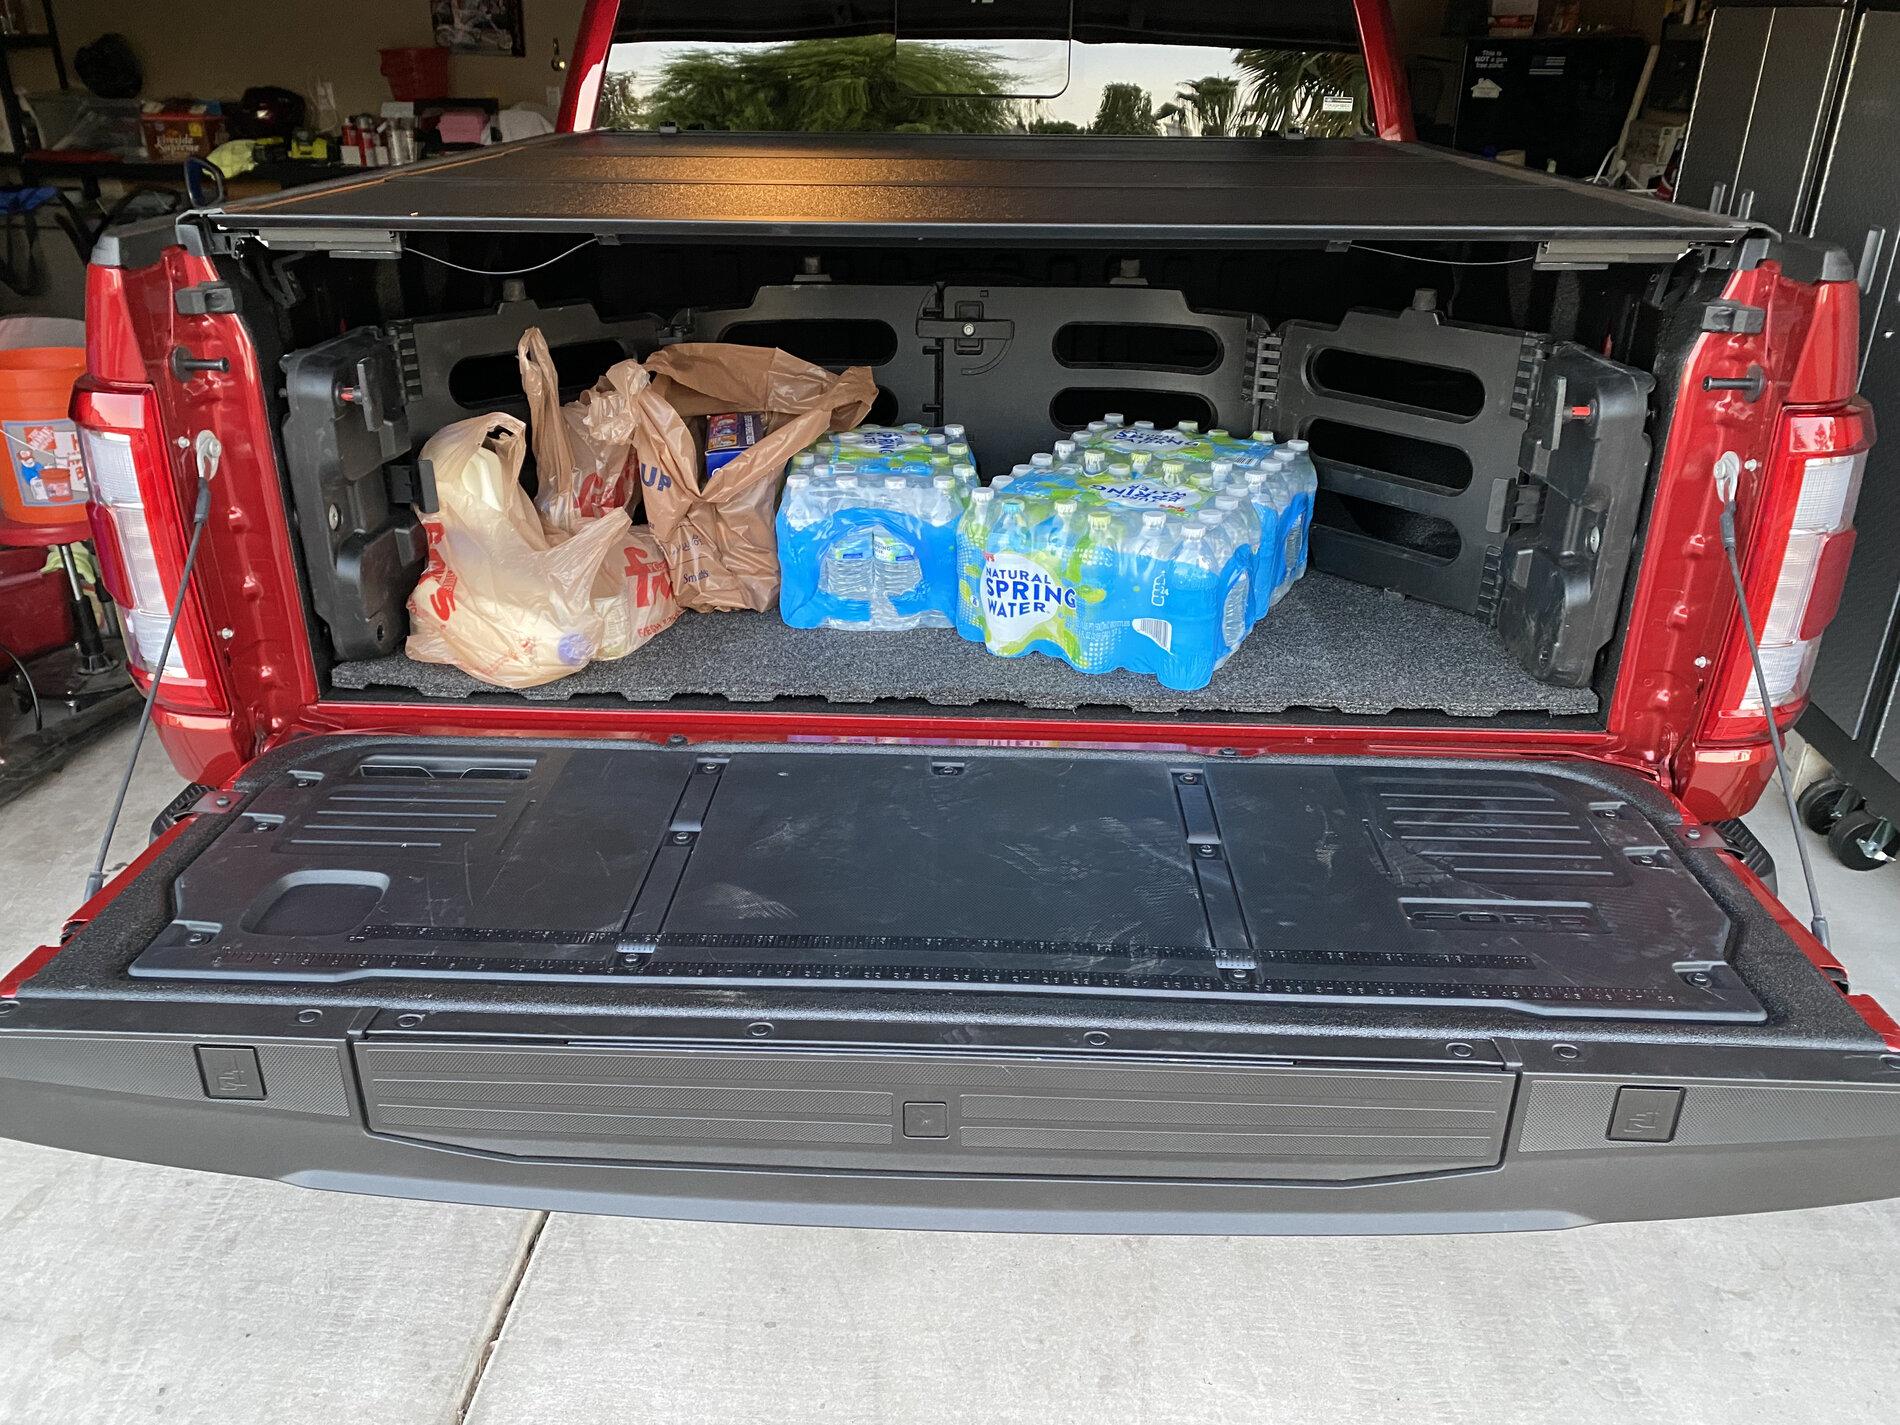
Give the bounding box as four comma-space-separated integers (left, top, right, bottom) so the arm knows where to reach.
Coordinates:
0, 346, 90, 533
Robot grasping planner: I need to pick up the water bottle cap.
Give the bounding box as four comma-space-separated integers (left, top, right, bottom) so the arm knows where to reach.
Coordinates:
885, 476, 906, 489
1208, 428, 1230, 439
972, 486, 994, 503
943, 423, 966, 440
787, 472, 809, 487
812, 462, 832, 478
1054, 499, 1077, 516
1133, 419, 1155, 430
1031, 452, 1055, 468
1003, 497, 1026, 510
1011, 463, 1034, 477
1251, 430, 1274, 442
948, 442, 970, 457
953, 463, 977, 479
1211, 460, 1233, 476
792, 451, 816, 467
1272, 450, 1295, 464
1103, 412, 1125, 425
1177, 420, 1199, 433
901, 422, 926, 432
1197, 510, 1222, 524
1287, 439, 1309, 453
1054, 440, 1076, 459
837, 473, 859, 488
933, 474, 955, 490
1140, 510, 1166, 526
927, 432, 948, 447
1082, 450, 1107, 472
1182, 522, 1206, 537
1216, 495, 1239, 510
1109, 461, 1133, 477
1088, 421, 1108, 432
1160, 459, 1185, 476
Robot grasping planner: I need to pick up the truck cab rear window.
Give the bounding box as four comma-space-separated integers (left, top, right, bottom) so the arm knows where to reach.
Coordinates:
599, 0, 1369, 137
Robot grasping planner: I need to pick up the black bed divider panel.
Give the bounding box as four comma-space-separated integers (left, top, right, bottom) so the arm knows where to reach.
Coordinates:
688, 281, 1265, 477
1268, 295, 1653, 688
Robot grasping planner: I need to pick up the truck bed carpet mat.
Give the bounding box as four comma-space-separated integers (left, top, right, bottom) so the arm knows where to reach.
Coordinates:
328, 573, 1601, 717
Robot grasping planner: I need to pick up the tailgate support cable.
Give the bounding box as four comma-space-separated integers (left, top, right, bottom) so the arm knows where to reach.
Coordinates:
82, 430, 220, 901
1713, 450, 1830, 948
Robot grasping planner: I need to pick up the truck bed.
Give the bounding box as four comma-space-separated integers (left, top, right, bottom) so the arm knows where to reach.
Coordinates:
201, 132, 1753, 247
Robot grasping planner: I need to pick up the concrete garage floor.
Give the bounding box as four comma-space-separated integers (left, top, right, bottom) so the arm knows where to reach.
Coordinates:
2, 726, 1897, 1425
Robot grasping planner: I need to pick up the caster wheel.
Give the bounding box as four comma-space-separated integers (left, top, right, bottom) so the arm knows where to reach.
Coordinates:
1798, 777, 1853, 835
1827, 811, 1898, 872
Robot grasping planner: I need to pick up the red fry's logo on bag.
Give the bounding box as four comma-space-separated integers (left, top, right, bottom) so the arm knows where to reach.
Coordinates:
420, 517, 458, 620
625, 543, 672, 605
576, 469, 633, 520
576, 471, 608, 518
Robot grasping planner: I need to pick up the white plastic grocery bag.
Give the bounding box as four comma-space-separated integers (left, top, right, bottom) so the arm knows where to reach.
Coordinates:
406, 414, 630, 688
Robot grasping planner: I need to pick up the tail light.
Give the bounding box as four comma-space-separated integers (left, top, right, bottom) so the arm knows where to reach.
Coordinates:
1702, 403, 1872, 742
72, 382, 226, 713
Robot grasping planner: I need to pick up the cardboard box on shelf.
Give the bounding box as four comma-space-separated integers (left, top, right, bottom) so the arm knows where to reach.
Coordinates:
140, 102, 225, 162
1488, 0, 1540, 35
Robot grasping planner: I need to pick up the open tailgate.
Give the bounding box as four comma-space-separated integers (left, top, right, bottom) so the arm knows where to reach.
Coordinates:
2, 735, 1896, 1232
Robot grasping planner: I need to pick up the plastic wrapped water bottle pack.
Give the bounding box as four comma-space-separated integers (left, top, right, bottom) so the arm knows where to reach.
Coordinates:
776, 424, 979, 630
956, 418, 1318, 691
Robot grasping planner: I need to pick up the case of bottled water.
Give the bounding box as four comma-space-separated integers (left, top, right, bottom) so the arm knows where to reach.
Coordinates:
955, 417, 1317, 690
777, 424, 978, 630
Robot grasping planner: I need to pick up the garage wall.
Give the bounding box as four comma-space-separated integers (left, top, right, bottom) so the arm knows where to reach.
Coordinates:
42, 0, 589, 118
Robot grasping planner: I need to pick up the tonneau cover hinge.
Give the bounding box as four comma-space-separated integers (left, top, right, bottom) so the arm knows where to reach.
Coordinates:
237, 226, 403, 259
1535, 237, 1695, 269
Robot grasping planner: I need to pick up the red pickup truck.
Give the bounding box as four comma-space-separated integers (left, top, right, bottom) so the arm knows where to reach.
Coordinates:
2, 0, 1894, 1231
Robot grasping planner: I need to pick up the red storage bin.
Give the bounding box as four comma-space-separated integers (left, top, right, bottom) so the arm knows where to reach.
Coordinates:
0, 546, 74, 660
379, 47, 450, 102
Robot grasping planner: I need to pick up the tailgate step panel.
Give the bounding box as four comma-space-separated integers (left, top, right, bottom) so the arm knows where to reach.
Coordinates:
354, 1043, 1515, 1182
129, 742, 1762, 1022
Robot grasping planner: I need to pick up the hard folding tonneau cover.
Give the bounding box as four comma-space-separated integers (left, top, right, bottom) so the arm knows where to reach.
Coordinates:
198, 132, 1753, 251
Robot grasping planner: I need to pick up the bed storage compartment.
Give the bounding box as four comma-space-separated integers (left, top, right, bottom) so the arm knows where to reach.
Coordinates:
258, 240, 1669, 723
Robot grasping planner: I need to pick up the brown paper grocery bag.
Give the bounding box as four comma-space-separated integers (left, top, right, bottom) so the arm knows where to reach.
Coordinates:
583, 345, 875, 612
